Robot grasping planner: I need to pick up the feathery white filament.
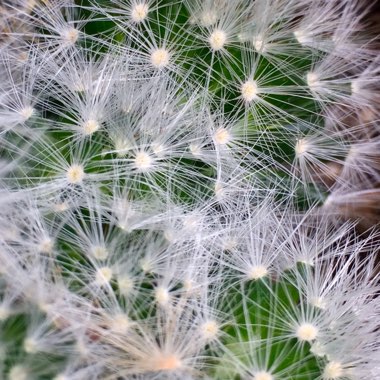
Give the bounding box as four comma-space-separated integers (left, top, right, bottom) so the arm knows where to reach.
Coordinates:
118, 276, 134, 295
310, 341, 326, 357
66, 164, 85, 184
213, 128, 232, 145
151, 353, 182, 371
131, 3, 149, 23
155, 286, 170, 306
209, 29, 227, 51
151, 48, 170, 68
53, 201, 69, 213
247, 265, 268, 280
109, 314, 131, 334
91, 246, 109, 260
252, 371, 274, 380
200, 11, 218, 27
189, 143, 202, 157
19, 106, 35, 121
241, 80, 259, 102
221, 236, 238, 251
214, 182, 225, 199
253, 34, 266, 52
0, 306, 10, 321
23, 338, 38, 354
95, 267, 113, 286
200, 320, 219, 340
350, 80, 360, 95
152, 142, 165, 156
53, 375, 68, 380
307, 72, 322, 91
133, 151, 153, 171
61, 27, 79, 45
183, 279, 194, 292
9, 366, 28, 380
310, 297, 326, 310
38, 238, 54, 254
114, 138, 132, 157
295, 138, 309, 158
296, 323, 318, 342
294, 29, 313, 46
323, 361, 344, 379
82, 119, 100, 135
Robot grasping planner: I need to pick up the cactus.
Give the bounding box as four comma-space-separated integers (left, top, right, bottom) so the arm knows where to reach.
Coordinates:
0, 1, 379, 379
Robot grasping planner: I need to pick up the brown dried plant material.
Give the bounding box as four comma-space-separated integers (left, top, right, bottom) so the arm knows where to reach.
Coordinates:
324, 188, 380, 231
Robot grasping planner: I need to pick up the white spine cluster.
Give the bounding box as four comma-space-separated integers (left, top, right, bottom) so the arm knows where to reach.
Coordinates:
0, 1, 379, 379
